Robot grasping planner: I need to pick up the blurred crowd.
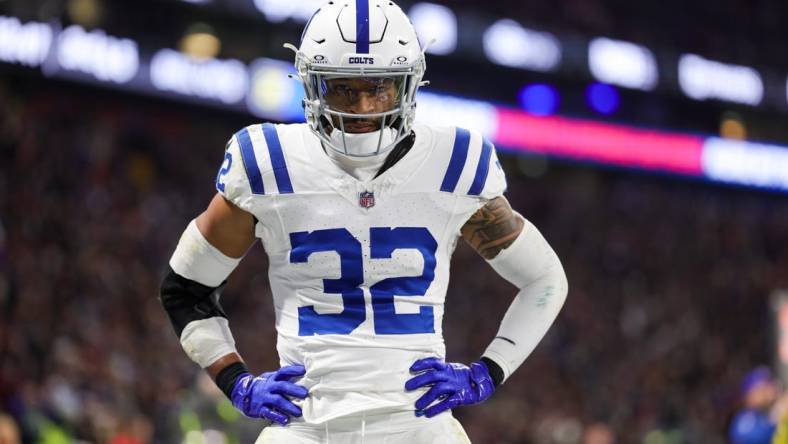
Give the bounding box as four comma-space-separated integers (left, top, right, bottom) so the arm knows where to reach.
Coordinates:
2, 75, 788, 444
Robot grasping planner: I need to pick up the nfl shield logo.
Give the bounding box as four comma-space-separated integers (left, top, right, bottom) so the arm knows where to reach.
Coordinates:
359, 191, 375, 209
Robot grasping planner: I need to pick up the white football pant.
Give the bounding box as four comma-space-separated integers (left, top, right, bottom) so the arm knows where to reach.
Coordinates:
255, 411, 471, 444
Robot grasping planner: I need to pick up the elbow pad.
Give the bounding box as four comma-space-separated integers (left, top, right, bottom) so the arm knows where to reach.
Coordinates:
160, 220, 243, 368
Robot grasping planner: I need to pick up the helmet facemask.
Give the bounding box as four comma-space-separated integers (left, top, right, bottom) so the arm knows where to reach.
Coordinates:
293, 50, 426, 157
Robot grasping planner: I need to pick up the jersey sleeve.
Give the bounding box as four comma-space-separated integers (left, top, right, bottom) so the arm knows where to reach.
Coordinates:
436, 126, 508, 201
214, 123, 295, 210
214, 131, 254, 211
477, 138, 507, 200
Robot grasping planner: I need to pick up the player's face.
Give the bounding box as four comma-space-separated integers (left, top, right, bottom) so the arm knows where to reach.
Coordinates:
323, 77, 400, 133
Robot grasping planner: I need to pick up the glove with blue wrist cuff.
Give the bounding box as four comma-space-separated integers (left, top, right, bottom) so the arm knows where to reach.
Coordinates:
405, 357, 497, 418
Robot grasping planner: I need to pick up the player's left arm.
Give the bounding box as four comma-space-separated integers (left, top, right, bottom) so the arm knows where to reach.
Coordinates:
462, 196, 568, 381
406, 195, 568, 417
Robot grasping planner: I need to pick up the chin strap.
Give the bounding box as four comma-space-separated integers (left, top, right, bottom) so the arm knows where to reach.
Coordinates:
374, 131, 415, 178
319, 115, 333, 133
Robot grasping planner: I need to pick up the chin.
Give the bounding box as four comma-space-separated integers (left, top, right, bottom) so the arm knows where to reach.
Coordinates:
344, 126, 380, 134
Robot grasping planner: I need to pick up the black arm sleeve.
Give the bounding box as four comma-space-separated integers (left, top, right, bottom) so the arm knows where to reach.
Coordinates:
159, 266, 228, 337
215, 362, 250, 399
480, 357, 505, 387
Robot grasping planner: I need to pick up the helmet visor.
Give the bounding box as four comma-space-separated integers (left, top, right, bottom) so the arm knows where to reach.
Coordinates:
313, 75, 407, 133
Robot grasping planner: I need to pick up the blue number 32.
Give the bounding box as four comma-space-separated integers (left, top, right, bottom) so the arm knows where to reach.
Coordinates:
289, 227, 437, 336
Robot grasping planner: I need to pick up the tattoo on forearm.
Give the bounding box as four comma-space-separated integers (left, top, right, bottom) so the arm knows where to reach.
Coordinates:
461, 197, 524, 260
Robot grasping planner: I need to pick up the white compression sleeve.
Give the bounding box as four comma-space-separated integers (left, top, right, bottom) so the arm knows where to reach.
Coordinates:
180, 318, 238, 369
482, 216, 568, 383
169, 220, 242, 287
169, 220, 243, 368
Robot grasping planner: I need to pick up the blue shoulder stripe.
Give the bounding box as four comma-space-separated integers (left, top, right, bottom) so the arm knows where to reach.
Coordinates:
236, 128, 265, 195
468, 138, 493, 196
261, 123, 294, 194
440, 128, 471, 192
355, 0, 370, 54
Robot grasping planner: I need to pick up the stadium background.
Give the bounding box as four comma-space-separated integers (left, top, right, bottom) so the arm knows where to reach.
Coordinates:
1, 0, 788, 442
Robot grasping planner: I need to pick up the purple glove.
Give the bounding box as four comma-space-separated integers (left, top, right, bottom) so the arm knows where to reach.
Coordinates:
405, 357, 495, 418
230, 364, 309, 425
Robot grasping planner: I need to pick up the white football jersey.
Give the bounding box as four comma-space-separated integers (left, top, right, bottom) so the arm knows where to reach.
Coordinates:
215, 122, 506, 423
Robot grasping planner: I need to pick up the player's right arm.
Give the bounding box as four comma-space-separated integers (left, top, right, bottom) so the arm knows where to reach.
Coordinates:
194, 193, 255, 379
159, 133, 308, 425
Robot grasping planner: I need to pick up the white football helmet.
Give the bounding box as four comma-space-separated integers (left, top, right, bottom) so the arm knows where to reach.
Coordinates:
288, 0, 427, 157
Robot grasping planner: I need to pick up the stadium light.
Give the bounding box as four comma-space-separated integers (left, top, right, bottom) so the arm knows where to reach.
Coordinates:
0, 16, 53, 68
56, 25, 139, 84
586, 82, 620, 115
246, 58, 305, 121
66, 0, 103, 27
702, 138, 788, 190
150, 49, 248, 104
678, 54, 763, 106
588, 37, 658, 91
482, 19, 561, 72
408, 3, 457, 55
416, 91, 497, 138
719, 113, 747, 140
179, 23, 221, 60
253, 0, 324, 23
518, 84, 559, 116
495, 109, 704, 175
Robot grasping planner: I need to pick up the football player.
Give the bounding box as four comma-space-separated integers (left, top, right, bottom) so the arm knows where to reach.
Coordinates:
160, 1, 568, 442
